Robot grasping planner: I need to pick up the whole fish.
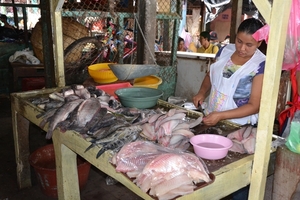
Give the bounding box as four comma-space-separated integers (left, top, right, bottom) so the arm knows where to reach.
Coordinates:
85, 125, 142, 155
79, 107, 107, 135
96, 127, 141, 158
75, 97, 101, 128
45, 98, 83, 139
88, 113, 117, 133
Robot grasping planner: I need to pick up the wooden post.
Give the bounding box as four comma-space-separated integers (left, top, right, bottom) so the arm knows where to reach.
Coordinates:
249, 0, 292, 199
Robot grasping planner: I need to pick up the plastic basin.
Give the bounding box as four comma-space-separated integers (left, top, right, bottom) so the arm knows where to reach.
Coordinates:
133, 75, 162, 89
190, 134, 233, 160
115, 87, 163, 109
88, 63, 118, 83
29, 144, 91, 198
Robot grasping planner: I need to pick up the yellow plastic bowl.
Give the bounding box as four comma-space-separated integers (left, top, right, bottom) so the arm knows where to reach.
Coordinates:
133, 75, 162, 89
88, 63, 118, 84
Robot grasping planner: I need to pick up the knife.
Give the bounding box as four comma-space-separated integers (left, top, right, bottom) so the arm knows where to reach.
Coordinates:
195, 103, 206, 116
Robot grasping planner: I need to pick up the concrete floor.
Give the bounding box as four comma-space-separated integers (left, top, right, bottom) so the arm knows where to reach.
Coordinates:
0, 95, 274, 200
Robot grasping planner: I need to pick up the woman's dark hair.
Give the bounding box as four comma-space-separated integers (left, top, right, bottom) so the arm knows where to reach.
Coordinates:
237, 18, 264, 35
178, 37, 184, 44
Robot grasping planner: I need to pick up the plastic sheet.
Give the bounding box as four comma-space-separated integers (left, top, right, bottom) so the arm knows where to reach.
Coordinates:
282, 0, 300, 71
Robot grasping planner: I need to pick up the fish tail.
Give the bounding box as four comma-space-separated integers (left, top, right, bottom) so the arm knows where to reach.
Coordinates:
85, 143, 96, 153
45, 130, 53, 139
96, 148, 106, 158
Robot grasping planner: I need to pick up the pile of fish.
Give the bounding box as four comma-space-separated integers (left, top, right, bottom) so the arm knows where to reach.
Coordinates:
141, 108, 203, 150
112, 140, 211, 200
227, 125, 257, 154
31, 85, 203, 158
32, 85, 155, 157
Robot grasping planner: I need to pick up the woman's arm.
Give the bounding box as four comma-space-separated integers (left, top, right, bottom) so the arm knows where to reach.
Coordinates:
193, 73, 211, 107
203, 74, 264, 126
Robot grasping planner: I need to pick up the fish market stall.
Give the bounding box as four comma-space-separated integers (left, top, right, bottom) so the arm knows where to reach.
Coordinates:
11, 0, 292, 199
11, 86, 261, 200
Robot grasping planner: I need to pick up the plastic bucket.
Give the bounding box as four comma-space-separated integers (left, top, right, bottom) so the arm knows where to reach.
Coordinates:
29, 144, 91, 198
133, 75, 162, 89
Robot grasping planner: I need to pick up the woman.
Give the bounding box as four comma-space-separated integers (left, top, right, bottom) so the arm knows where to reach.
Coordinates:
193, 18, 265, 126
177, 37, 186, 51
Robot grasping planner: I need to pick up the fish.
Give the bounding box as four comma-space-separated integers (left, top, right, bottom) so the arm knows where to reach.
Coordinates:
79, 107, 107, 135
75, 97, 101, 128
85, 124, 130, 152
37, 108, 58, 128
96, 126, 142, 158
45, 98, 84, 139
86, 86, 105, 97
108, 96, 122, 110
74, 87, 91, 99
31, 97, 50, 105
88, 113, 117, 134
49, 92, 65, 102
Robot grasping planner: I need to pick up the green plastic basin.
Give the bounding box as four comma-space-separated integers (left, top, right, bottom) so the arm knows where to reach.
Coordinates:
115, 87, 163, 109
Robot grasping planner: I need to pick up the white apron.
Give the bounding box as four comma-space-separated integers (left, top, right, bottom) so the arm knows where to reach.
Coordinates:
206, 44, 265, 125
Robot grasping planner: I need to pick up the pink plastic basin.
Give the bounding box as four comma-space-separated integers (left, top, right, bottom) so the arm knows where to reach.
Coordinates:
190, 134, 233, 160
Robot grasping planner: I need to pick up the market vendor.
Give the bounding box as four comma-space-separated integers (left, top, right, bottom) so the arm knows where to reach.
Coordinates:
193, 18, 266, 127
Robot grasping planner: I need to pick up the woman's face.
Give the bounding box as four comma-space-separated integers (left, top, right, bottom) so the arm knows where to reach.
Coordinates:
235, 32, 261, 59
178, 41, 185, 51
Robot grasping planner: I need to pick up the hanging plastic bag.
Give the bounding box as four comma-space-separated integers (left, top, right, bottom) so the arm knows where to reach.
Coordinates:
279, 67, 300, 136
286, 110, 300, 153
282, 0, 300, 71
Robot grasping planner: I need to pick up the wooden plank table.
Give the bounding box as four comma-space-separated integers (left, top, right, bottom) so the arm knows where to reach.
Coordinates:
11, 88, 274, 200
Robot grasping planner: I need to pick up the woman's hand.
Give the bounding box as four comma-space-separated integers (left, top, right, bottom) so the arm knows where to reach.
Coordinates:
192, 93, 205, 108
202, 111, 223, 126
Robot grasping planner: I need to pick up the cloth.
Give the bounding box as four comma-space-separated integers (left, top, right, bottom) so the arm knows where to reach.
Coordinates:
9, 48, 40, 64
197, 43, 219, 54
206, 44, 266, 125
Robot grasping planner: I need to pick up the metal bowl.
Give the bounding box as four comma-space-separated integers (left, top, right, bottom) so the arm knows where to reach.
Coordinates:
108, 64, 160, 80
115, 87, 163, 109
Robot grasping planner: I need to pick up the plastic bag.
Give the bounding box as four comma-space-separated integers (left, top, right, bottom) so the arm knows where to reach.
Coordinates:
285, 110, 300, 153
282, 0, 300, 71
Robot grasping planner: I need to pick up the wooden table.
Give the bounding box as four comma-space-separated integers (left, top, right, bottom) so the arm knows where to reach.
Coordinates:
11, 88, 274, 200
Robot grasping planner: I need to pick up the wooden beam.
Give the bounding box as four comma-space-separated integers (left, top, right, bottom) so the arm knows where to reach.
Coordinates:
252, 0, 271, 23
249, 0, 292, 199
230, 0, 243, 43
50, 0, 65, 87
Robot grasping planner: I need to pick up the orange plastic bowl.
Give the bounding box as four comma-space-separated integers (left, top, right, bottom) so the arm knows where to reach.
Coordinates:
88, 63, 118, 84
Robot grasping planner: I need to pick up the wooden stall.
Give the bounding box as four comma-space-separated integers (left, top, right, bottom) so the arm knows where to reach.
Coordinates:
11, 0, 293, 199
51, 0, 293, 199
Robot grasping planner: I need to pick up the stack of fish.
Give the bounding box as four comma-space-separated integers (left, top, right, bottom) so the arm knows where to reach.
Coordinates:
112, 140, 211, 200
141, 108, 203, 150
227, 125, 257, 154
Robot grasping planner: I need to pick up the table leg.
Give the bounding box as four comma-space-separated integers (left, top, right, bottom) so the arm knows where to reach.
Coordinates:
11, 111, 31, 189
53, 130, 80, 200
